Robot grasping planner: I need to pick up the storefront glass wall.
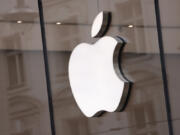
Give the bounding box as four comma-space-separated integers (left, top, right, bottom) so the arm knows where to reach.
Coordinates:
0, 0, 178, 135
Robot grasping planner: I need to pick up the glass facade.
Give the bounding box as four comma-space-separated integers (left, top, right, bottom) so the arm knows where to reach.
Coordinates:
0, 0, 52, 135
0, 0, 179, 135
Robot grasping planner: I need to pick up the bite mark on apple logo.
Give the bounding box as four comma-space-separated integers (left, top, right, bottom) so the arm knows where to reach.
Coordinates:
68, 11, 133, 117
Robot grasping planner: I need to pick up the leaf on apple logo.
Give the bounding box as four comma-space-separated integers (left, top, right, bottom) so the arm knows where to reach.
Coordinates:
91, 11, 111, 38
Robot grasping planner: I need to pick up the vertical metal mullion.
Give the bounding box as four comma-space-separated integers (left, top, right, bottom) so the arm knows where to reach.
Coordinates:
38, 0, 56, 135
154, 0, 173, 135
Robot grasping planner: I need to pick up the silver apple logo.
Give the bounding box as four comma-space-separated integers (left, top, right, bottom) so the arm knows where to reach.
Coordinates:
68, 11, 132, 117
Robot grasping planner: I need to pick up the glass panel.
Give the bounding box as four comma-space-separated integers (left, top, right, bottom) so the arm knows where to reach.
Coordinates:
42, 0, 169, 134
158, 0, 180, 134
0, 0, 52, 135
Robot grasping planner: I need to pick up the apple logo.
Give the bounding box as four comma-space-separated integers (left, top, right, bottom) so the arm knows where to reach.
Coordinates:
68, 11, 132, 117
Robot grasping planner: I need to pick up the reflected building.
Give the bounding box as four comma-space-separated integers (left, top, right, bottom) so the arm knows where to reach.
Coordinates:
0, 0, 179, 135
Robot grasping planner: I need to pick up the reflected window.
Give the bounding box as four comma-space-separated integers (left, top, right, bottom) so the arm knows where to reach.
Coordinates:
60, 118, 89, 135
10, 96, 41, 135
132, 101, 158, 135
134, 105, 146, 129
6, 52, 25, 89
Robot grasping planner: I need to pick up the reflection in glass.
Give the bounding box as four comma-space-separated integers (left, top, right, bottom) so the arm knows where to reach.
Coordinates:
0, 0, 52, 135
42, 0, 170, 135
